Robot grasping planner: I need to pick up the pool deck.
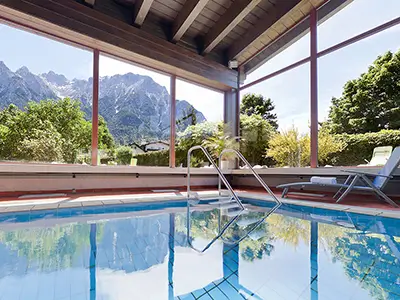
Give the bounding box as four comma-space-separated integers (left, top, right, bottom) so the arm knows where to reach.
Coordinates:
0, 188, 399, 219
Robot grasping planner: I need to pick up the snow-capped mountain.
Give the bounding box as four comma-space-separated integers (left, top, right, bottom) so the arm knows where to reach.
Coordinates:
0, 61, 206, 143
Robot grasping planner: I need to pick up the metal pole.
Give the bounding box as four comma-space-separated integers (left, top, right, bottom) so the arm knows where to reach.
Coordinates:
169, 75, 176, 168
310, 8, 318, 168
91, 49, 100, 166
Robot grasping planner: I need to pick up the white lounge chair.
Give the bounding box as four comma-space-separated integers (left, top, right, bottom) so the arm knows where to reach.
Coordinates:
358, 146, 393, 166
277, 146, 400, 207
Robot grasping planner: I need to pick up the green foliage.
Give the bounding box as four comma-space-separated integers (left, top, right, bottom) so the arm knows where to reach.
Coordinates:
115, 146, 133, 165
178, 121, 220, 151
240, 93, 278, 129
0, 223, 103, 271
328, 50, 400, 134
18, 121, 63, 162
267, 126, 344, 167
138, 116, 276, 167
203, 128, 238, 160
0, 98, 115, 163
136, 149, 170, 166
329, 130, 400, 166
240, 114, 275, 165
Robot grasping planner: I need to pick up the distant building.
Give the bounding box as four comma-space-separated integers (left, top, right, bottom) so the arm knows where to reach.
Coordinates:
143, 141, 169, 152
129, 141, 169, 154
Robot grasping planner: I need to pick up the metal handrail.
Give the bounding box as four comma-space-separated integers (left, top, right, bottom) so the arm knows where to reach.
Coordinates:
186, 145, 245, 253
187, 145, 244, 209
220, 203, 281, 245
218, 149, 281, 205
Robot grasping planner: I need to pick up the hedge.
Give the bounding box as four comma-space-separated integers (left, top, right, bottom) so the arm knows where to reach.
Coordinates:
136, 148, 188, 167
329, 130, 400, 166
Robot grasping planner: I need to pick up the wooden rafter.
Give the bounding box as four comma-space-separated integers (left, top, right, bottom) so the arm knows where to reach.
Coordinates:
202, 0, 262, 54
133, 0, 154, 26
227, 0, 301, 61
171, 0, 208, 42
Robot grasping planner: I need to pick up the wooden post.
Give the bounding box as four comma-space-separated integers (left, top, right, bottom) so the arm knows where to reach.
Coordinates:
310, 8, 318, 168
91, 49, 100, 166
169, 75, 176, 168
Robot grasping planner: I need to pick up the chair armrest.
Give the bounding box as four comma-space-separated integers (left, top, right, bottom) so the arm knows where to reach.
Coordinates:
340, 169, 393, 178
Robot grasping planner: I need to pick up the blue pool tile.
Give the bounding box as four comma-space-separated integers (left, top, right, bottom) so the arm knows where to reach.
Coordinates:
203, 282, 217, 292
198, 293, 213, 300
226, 273, 240, 291
217, 281, 244, 300
208, 286, 229, 300
179, 292, 196, 300
192, 288, 208, 298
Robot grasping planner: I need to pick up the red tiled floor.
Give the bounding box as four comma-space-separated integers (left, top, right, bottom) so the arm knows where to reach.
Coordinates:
0, 186, 399, 211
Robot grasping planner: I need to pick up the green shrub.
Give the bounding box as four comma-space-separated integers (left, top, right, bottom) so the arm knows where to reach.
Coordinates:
266, 126, 345, 167
240, 114, 275, 165
115, 146, 133, 165
329, 130, 400, 166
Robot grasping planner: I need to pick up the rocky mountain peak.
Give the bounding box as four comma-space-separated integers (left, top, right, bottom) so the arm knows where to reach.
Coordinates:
41, 71, 69, 86
0, 61, 206, 143
0, 61, 13, 77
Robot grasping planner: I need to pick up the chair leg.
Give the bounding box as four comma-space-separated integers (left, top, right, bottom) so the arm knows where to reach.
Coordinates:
333, 175, 354, 199
360, 175, 399, 208
373, 187, 399, 208
281, 188, 289, 198
336, 175, 360, 203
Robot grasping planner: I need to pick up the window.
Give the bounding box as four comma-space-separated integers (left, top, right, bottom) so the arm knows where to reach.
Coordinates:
243, 32, 310, 86
318, 0, 400, 50
98, 54, 171, 166
240, 63, 311, 168
318, 24, 400, 166
0, 23, 93, 165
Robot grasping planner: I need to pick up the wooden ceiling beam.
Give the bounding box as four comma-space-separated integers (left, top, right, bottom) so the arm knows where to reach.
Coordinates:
171, 0, 209, 42
0, 0, 237, 89
202, 0, 262, 54
227, 0, 301, 61
133, 0, 154, 26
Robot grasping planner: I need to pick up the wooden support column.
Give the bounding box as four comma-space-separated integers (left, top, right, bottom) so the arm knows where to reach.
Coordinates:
91, 49, 99, 166
169, 75, 176, 168
310, 8, 318, 168
224, 88, 239, 138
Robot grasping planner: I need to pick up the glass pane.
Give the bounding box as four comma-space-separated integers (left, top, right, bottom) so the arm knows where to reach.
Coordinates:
318, 0, 400, 50
240, 63, 310, 168
243, 32, 310, 86
318, 24, 400, 167
176, 80, 224, 168
98, 54, 171, 166
0, 23, 93, 165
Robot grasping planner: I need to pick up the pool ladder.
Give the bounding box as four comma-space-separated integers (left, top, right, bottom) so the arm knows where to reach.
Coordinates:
186, 146, 281, 252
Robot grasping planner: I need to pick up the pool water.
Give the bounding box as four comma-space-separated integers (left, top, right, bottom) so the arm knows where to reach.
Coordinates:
0, 199, 399, 300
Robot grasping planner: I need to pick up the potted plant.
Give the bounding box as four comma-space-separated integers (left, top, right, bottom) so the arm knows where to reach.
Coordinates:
204, 131, 239, 170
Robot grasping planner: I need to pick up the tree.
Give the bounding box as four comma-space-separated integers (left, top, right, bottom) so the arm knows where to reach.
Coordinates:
240, 93, 278, 129
0, 98, 115, 163
266, 126, 344, 167
327, 50, 400, 134
239, 114, 275, 165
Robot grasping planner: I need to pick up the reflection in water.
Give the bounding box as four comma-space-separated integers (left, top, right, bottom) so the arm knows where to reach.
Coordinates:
0, 203, 398, 299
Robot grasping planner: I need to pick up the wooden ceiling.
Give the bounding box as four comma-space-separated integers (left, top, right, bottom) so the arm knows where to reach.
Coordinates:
0, 0, 349, 89
88, 0, 317, 63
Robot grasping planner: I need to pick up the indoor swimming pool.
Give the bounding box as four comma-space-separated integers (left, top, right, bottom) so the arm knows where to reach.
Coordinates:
0, 199, 398, 300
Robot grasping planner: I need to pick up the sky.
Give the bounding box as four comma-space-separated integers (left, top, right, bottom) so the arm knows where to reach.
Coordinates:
0, 0, 399, 130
